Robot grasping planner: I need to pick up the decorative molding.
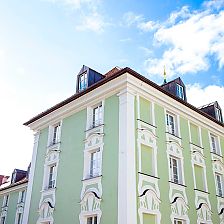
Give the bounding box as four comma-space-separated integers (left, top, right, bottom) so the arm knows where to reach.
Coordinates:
170, 195, 189, 224
138, 187, 161, 224
79, 191, 102, 224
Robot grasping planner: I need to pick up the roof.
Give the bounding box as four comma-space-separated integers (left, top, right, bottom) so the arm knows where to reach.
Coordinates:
24, 67, 224, 127
0, 178, 28, 192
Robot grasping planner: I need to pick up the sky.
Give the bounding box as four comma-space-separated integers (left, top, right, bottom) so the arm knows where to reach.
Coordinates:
0, 0, 224, 175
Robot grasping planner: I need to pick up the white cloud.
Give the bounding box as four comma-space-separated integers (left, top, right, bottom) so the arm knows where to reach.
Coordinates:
187, 84, 224, 112
123, 11, 159, 32
123, 12, 143, 26
76, 12, 106, 33
119, 38, 132, 42
46, 0, 94, 9
137, 20, 159, 32
145, 4, 224, 77
45, 0, 107, 33
203, 0, 224, 10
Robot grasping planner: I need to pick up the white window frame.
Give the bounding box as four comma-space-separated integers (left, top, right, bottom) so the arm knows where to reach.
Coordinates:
166, 112, 178, 136
86, 101, 104, 130
176, 84, 184, 100
15, 212, 22, 224
215, 107, 222, 122
79, 72, 88, 92
89, 149, 101, 178
174, 218, 186, 224
2, 195, 9, 207
18, 190, 26, 203
169, 156, 183, 184
84, 147, 102, 179
86, 215, 97, 224
0, 216, 6, 224
92, 104, 103, 128
48, 164, 57, 189
47, 122, 62, 147
210, 134, 221, 155
215, 173, 224, 197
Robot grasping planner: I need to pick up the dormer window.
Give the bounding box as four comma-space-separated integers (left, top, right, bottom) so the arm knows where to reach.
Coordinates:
79, 72, 88, 92
176, 84, 184, 100
215, 107, 222, 122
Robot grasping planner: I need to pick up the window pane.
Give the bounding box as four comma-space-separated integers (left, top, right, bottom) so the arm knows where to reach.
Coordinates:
48, 165, 56, 188
143, 213, 156, 224
194, 165, 205, 191
176, 84, 184, 99
90, 150, 100, 177
93, 105, 102, 127
94, 216, 97, 224
141, 145, 153, 175
79, 72, 87, 91
52, 124, 60, 144
211, 136, 216, 153
17, 213, 22, 224
216, 174, 223, 196
87, 217, 92, 224
166, 114, 175, 135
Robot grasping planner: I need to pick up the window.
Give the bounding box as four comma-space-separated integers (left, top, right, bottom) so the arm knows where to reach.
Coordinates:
194, 164, 206, 191
143, 213, 156, 224
169, 157, 182, 184
19, 190, 25, 203
52, 123, 61, 145
79, 72, 88, 91
87, 216, 97, 224
166, 113, 176, 135
89, 150, 100, 178
215, 107, 222, 122
176, 84, 184, 100
48, 123, 61, 146
0, 217, 6, 224
92, 104, 103, 127
174, 219, 185, 224
210, 134, 220, 155
216, 173, 223, 197
16, 213, 22, 224
141, 144, 154, 176
48, 165, 56, 189
2, 195, 9, 207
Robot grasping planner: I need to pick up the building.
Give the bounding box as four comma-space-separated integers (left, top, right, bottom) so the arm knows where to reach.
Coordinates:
0, 169, 28, 224
1, 66, 224, 224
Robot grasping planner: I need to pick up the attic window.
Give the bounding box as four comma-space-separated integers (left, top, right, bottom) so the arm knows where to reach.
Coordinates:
215, 107, 222, 122
79, 72, 88, 92
176, 84, 184, 100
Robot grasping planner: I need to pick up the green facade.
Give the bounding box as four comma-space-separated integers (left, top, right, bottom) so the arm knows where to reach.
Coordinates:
0, 185, 27, 224
1, 73, 223, 224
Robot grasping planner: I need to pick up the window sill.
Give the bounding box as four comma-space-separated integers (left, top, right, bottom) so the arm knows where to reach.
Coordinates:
216, 195, 224, 198
41, 187, 56, 193
190, 142, 204, 149
82, 175, 102, 181
138, 172, 160, 179
85, 124, 104, 132
137, 119, 157, 128
194, 188, 209, 194
211, 151, 223, 158
165, 132, 182, 139
169, 181, 186, 187
47, 142, 61, 150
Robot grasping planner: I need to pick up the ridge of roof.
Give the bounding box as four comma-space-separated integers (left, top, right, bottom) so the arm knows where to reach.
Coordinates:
24, 67, 224, 127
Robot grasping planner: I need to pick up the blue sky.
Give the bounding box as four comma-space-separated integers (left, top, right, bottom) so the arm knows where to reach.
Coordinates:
0, 0, 223, 175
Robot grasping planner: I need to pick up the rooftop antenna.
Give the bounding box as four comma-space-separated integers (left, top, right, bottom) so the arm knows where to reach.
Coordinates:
163, 65, 167, 84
